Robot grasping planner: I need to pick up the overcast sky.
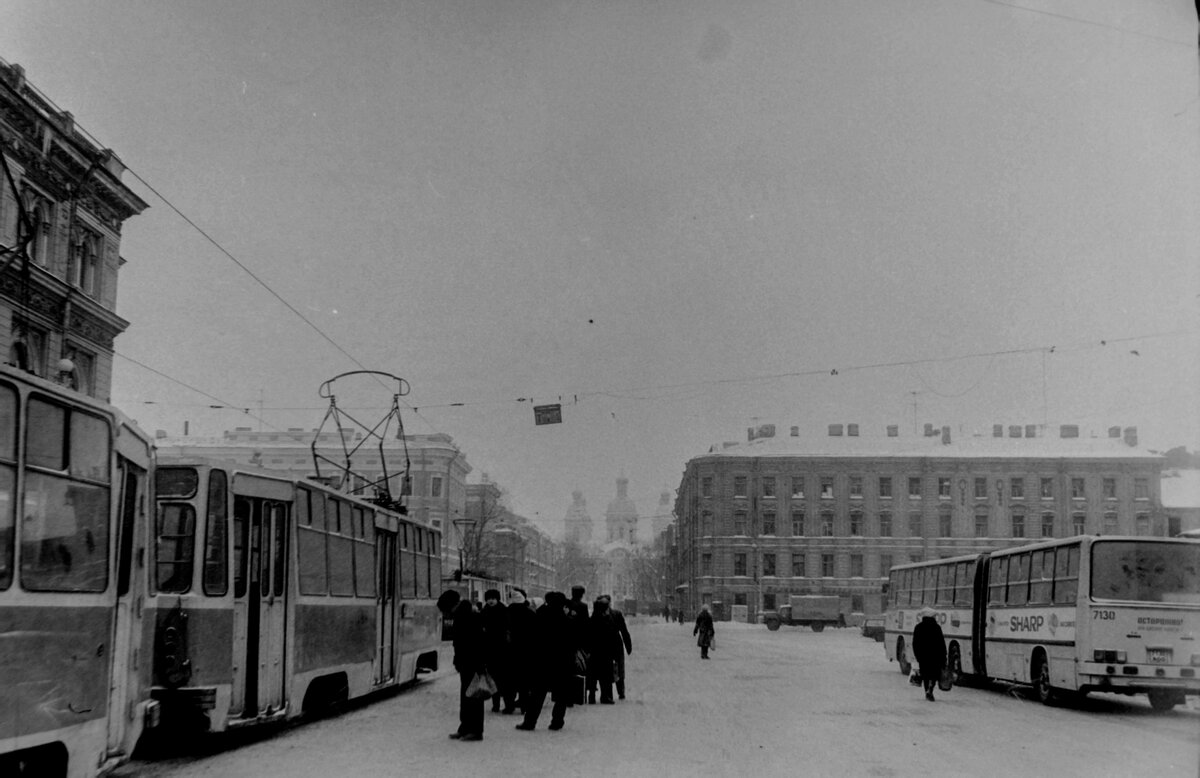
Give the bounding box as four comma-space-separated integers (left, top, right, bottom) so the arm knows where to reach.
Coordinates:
3, 1, 1197, 537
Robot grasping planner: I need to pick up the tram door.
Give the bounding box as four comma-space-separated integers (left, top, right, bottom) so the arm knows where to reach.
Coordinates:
374, 530, 397, 685
231, 475, 291, 718
107, 456, 147, 757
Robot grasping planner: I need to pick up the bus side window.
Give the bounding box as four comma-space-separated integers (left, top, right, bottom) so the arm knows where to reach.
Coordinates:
938, 563, 953, 604
988, 557, 1008, 606
1008, 553, 1031, 606
1053, 544, 1078, 604
1030, 549, 1053, 604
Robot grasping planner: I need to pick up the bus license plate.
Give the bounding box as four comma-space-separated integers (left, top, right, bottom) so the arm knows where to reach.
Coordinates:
1146, 648, 1171, 664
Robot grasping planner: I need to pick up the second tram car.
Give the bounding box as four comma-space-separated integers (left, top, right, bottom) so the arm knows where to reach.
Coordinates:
144, 457, 442, 738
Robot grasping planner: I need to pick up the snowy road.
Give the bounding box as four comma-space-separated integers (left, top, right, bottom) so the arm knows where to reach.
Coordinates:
118, 619, 1199, 778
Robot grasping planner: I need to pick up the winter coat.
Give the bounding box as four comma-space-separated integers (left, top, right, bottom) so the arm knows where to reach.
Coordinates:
588, 600, 622, 664
480, 601, 511, 678
611, 608, 632, 655
450, 600, 485, 675
531, 596, 575, 698
507, 601, 538, 687
694, 610, 715, 648
912, 616, 947, 677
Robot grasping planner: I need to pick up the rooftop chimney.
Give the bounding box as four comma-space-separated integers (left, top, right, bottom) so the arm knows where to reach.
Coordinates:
887, 425, 899, 437
1123, 427, 1138, 447
941, 426, 951, 445
790, 426, 799, 437
1060, 425, 1079, 439
847, 423, 859, 437
1008, 425, 1021, 438
829, 424, 844, 436
757, 424, 776, 439
155, 429, 167, 439
1108, 426, 1121, 438
993, 424, 1003, 438
748, 427, 756, 442
923, 423, 935, 437
1024, 425, 1036, 438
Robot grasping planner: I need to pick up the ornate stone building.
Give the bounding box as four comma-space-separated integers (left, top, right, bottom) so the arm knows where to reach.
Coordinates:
672, 422, 1166, 623
0, 62, 147, 399
562, 488, 594, 546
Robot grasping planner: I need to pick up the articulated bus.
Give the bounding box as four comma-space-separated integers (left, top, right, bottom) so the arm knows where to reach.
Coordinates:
144, 458, 443, 740
0, 365, 156, 777
885, 535, 1200, 710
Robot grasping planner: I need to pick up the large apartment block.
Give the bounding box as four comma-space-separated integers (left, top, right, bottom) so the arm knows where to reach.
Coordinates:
673, 422, 1165, 622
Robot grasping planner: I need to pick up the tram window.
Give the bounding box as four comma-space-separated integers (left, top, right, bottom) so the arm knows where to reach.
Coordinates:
353, 507, 366, 539
297, 526, 327, 594
329, 498, 343, 534
69, 411, 110, 481
156, 503, 196, 592
233, 497, 250, 597
1053, 544, 1079, 604
271, 503, 287, 596
203, 470, 228, 595
988, 557, 1008, 606
0, 383, 15, 461
308, 489, 327, 531
1008, 553, 1031, 606
354, 535, 375, 597
22, 471, 110, 592
1030, 549, 1054, 604
328, 534, 355, 596
27, 398, 67, 470
0, 465, 15, 590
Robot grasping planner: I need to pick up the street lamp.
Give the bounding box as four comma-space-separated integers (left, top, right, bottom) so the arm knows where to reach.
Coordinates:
453, 516, 477, 579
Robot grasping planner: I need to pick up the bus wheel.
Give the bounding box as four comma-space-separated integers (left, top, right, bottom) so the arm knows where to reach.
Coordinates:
1032, 651, 1054, 705
948, 643, 963, 685
1147, 689, 1181, 712
897, 638, 911, 676
811, 623, 825, 633
766, 618, 781, 631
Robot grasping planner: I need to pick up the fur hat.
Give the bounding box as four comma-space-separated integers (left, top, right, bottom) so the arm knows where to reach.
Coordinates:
484, 588, 502, 602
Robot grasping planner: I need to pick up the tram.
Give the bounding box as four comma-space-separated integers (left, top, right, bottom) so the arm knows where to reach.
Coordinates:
0, 364, 157, 777
144, 457, 443, 738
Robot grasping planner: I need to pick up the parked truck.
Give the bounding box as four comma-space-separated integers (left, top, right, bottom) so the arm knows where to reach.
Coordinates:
764, 595, 845, 632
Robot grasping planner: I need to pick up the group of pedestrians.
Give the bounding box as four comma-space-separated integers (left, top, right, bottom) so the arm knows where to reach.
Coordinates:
436, 584, 634, 741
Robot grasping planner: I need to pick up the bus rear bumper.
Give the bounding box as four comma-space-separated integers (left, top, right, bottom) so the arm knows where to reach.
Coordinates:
1079, 664, 1200, 696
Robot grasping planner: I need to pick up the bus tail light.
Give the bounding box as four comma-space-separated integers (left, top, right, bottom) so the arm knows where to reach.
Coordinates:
1093, 650, 1127, 663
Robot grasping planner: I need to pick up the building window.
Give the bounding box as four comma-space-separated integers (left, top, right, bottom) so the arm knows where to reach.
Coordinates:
791, 476, 805, 498
1134, 478, 1149, 500
701, 511, 713, 536
937, 478, 951, 499
1072, 512, 1086, 535
733, 511, 747, 535
879, 477, 892, 499
939, 513, 952, 537
1010, 478, 1025, 500
821, 554, 835, 577
763, 592, 776, 610
974, 477, 987, 499
975, 513, 988, 537
1102, 478, 1116, 500
910, 553, 923, 564
850, 511, 863, 536
431, 476, 443, 498
821, 512, 834, 536
1040, 478, 1053, 500
1041, 513, 1054, 538
820, 477, 834, 499
879, 512, 892, 537
792, 554, 806, 577
762, 512, 776, 535
62, 346, 95, 397
762, 476, 776, 498
1103, 512, 1118, 534
849, 476, 863, 499
701, 553, 712, 576
734, 593, 747, 606
1071, 478, 1085, 500
879, 554, 893, 577
850, 554, 864, 577
1011, 511, 1025, 538
733, 476, 747, 498
1135, 513, 1150, 535
908, 512, 922, 537
763, 553, 776, 576
734, 553, 747, 576
701, 476, 713, 498
908, 477, 922, 498
791, 511, 805, 536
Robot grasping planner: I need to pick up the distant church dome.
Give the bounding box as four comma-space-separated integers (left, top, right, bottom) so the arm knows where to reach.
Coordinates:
563, 488, 593, 546
605, 475, 639, 545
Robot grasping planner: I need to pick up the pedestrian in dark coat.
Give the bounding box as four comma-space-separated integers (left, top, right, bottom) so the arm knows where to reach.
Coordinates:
586, 596, 620, 704
564, 585, 590, 707
694, 605, 715, 659
507, 588, 537, 714
480, 589, 513, 713
912, 607, 947, 701
515, 591, 575, 732
437, 590, 486, 740
606, 597, 633, 700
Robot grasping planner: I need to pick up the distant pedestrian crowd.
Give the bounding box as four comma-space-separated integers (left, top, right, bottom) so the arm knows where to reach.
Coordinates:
436, 584, 633, 740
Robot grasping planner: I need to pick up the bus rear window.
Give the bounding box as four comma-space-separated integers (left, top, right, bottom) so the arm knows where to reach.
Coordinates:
1091, 541, 1200, 603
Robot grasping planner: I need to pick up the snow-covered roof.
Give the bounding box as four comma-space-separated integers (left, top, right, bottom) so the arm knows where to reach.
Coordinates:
699, 431, 1163, 461
1161, 469, 1200, 509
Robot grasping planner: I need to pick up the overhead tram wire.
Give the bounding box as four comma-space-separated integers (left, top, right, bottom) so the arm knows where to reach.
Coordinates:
0, 65, 437, 434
